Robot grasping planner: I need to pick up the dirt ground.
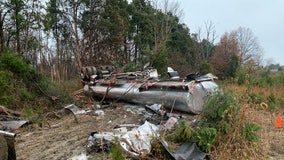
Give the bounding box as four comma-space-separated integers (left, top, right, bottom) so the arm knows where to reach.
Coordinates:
14, 102, 284, 160
15, 104, 146, 160
255, 109, 284, 159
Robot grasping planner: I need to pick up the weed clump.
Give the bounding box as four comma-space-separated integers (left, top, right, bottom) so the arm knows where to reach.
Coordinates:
199, 92, 263, 159
110, 137, 124, 160
191, 126, 217, 152
242, 122, 260, 143
165, 120, 192, 143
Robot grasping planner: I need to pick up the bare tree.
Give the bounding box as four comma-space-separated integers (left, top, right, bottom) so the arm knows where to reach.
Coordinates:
152, 0, 183, 51
70, 0, 83, 70
194, 21, 216, 59
0, 8, 7, 54
234, 27, 263, 65
203, 21, 216, 58
204, 21, 216, 44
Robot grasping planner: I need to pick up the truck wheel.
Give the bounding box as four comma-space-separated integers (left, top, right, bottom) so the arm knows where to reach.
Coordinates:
0, 135, 8, 160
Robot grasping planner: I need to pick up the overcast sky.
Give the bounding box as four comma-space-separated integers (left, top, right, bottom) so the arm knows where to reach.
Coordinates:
178, 0, 284, 65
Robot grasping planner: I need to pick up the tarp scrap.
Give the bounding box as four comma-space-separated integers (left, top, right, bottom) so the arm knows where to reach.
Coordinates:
87, 121, 159, 157
120, 121, 159, 157
160, 139, 206, 160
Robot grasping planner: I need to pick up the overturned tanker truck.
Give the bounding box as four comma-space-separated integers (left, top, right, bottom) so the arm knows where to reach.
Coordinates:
81, 65, 219, 114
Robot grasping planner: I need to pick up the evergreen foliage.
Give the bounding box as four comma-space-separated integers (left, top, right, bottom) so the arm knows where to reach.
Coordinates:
199, 61, 212, 75
204, 92, 239, 122
152, 47, 168, 78
226, 53, 240, 78
193, 127, 217, 152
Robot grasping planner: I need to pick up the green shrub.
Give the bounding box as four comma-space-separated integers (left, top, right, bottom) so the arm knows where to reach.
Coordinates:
152, 47, 168, 78
123, 62, 141, 72
267, 93, 276, 104
226, 53, 240, 78
199, 61, 212, 75
0, 52, 32, 77
20, 88, 33, 101
267, 93, 276, 111
0, 71, 12, 91
218, 120, 230, 135
277, 98, 284, 110
242, 122, 260, 143
252, 70, 274, 87
166, 120, 192, 143
192, 127, 217, 152
0, 95, 13, 106
248, 93, 263, 104
278, 72, 284, 85
204, 92, 239, 122
23, 106, 37, 122
0, 71, 13, 105
236, 69, 246, 85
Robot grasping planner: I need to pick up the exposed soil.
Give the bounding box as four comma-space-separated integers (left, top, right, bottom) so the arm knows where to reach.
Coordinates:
15, 104, 145, 160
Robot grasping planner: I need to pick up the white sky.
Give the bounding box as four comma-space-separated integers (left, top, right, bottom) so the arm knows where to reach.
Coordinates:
179, 0, 284, 65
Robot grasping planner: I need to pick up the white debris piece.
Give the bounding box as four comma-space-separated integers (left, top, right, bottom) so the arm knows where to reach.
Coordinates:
120, 121, 159, 157
68, 152, 88, 160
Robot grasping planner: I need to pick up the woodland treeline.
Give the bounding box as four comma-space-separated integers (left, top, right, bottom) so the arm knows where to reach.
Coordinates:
0, 0, 263, 81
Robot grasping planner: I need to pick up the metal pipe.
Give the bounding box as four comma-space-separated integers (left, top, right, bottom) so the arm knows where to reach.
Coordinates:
0, 130, 16, 137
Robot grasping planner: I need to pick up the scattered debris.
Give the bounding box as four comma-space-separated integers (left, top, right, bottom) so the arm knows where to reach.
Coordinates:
45, 104, 90, 123
94, 110, 105, 116
87, 131, 113, 153
86, 121, 159, 157
68, 152, 88, 160
145, 104, 166, 116
0, 105, 28, 131
163, 117, 178, 129
65, 104, 81, 113
167, 67, 180, 79
0, 105, 25, 160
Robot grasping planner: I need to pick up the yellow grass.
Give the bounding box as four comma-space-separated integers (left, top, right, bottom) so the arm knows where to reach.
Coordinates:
210, 83, 284, 159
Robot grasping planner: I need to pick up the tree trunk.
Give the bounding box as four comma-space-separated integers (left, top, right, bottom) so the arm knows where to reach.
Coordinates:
72, 1, 82, 71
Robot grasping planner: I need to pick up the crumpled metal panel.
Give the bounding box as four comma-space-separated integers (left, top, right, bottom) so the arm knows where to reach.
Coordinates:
160, 139, 206, 160
84, 79, 218, 114
1, 120, 28, 131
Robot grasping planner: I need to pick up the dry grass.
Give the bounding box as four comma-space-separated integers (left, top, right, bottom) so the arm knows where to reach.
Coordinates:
209, 83, 284, 159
